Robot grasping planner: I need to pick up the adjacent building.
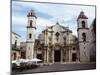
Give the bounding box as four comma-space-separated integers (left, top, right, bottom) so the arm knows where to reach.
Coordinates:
89, 19, 96, 62
11, 32, 21, 60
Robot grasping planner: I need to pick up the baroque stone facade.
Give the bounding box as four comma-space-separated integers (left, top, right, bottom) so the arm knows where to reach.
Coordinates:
37, 22, 79, 64
26, 10, 94, 64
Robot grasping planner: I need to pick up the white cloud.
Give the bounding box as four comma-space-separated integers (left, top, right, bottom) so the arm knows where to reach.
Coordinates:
12, 1, 95, 27
12, 15, 27, 26
36, 18, 54, 27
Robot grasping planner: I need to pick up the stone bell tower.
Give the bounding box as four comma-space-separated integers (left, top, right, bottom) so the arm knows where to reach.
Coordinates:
77, 11, 90, 62
26, 10, 37, 59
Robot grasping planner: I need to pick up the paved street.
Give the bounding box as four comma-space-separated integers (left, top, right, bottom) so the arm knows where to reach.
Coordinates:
12, 63, 96, 75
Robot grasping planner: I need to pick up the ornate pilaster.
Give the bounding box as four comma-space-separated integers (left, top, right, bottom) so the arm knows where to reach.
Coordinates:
61, 48, 63, 64
69, 46, 71, 62
48, 46, 53, 64
65, 46, 68, 63
62, 47, 66, 63
43, 46, 47, 64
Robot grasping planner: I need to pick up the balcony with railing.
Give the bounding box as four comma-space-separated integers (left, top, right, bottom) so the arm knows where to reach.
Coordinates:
12, 44, 20, 51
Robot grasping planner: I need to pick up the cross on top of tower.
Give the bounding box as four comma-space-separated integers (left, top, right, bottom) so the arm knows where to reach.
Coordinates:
77, 11, 88, 20
56, 21, 60, 25
27, 9, 37, 18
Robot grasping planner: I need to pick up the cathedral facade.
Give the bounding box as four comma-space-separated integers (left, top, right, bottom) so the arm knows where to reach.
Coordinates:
26, 10, 91, 64
38, 22, 79, 64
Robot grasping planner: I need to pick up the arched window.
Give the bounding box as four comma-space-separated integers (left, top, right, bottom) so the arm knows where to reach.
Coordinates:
82, 33, 86, 41
55, 32, 60, 37
31, 12, 32, 15
55, 32, 60, 41
15, 40, 17, 48
30, 20, 33, 27
63, 37, 66, 41
73, 47, 75, 50
29, 33, 32, 39
13, 53, 16, 60
82, 21, 85, 28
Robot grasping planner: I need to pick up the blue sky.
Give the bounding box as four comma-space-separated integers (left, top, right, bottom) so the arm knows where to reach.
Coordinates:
12, 1, 95, 42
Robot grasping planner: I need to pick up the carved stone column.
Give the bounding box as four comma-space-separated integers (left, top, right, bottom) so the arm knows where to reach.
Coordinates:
43, 47, 47, 64
69, 46, 71, 62
77, 48, 80, 62
52, 46, 54, 64
66, 46, 69, 63
48, 47, 52, 64
46, 48, 49, 64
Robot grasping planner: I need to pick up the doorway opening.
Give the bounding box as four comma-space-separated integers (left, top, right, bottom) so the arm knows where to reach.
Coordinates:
72, 53, 77, 61
54, 50, 61, 62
